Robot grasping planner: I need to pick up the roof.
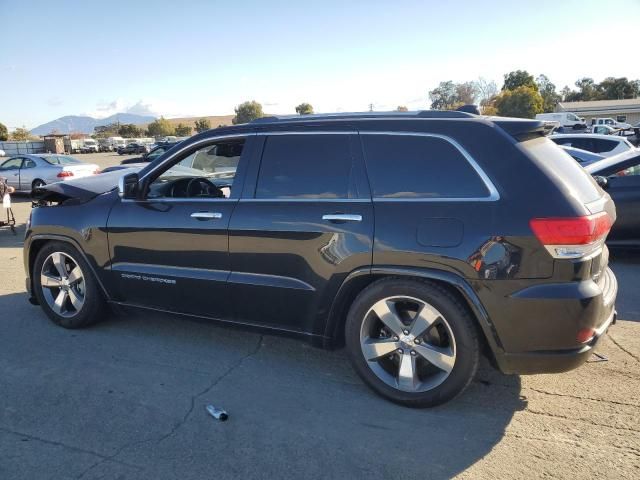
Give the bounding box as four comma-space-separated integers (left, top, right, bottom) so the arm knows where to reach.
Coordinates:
557, 98, 640, 114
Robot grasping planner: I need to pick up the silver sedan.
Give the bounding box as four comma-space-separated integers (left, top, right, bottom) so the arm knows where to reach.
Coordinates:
0, 154, 99, 192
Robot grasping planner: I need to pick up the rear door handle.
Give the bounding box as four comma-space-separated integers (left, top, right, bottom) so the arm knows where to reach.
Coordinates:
322, 214, 362, 222
191, 212, 222, 220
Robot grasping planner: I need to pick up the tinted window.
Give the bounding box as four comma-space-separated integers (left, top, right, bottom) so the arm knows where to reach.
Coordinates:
23, 159, 36, 168
593, 139, 617, 153
362, 135, 489, 198
256, 134, 352, 199
521, 137, 601, 203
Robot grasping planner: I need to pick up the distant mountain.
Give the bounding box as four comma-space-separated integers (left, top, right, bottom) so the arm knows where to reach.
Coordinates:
31, 113, 157, 135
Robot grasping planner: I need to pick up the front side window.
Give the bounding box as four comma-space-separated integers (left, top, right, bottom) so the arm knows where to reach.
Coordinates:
568, 113, 579, 121
0, 158, 23, 170
146, 147, 167, 162
148, 138, 244, 199
617, 115, 627, 123
362, 134, 490, 199
256, 134, 353, 199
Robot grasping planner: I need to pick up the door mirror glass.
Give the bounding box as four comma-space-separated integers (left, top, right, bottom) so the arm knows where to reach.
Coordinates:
593, 175, 608, 189
118, 172, 140, 199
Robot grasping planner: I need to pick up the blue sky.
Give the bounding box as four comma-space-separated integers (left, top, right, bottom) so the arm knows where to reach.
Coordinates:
1, 0, 639, 128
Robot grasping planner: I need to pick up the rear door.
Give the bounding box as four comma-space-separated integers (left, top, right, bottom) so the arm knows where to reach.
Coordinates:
228, 131, 373, 335
18, 157, 39, 190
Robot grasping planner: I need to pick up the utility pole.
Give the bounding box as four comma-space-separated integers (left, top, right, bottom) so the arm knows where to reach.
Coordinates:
368, 103, 374, 112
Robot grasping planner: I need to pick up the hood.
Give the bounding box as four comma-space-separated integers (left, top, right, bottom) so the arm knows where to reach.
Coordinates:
32, 168, 141, 203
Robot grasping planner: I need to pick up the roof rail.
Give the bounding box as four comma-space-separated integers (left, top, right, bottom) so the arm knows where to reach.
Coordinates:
250, 110, 475, 124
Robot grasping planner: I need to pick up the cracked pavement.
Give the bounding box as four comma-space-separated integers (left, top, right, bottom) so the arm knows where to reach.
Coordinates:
1, 154, 639, 479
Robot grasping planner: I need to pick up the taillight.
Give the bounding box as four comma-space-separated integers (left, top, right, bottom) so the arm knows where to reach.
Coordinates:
57, 171, 74, 178
93, 169, 101, 174
529, 212, 613, 259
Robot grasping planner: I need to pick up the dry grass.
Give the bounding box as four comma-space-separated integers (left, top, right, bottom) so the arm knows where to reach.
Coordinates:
164, 115, 236, 129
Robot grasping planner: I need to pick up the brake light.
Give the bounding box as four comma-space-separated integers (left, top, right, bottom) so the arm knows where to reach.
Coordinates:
530, 212, 612, 259
57, 171, 74, 178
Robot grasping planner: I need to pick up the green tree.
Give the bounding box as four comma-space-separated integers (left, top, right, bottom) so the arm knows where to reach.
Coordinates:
175, 123, 192, 136
0, 122, 8, 141
396, 106, 408, 112
118, 124, 142, 138
194, 118, 211, 133
536, 74, 561, 113
599, 77, 640, 100
494, 86, 543, 118
232, 100, 264, 124
295, 102, 314, 115
502, 70, 538, 91
10, 127, 33, 141
429, 81, 460, 110
146, 116, 175, 137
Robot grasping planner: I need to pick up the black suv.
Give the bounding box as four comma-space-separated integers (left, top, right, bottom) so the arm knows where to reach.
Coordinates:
25, 111, 618, 407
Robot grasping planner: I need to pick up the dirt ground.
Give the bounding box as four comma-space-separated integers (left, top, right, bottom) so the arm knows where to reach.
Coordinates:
0, 153, 638, 479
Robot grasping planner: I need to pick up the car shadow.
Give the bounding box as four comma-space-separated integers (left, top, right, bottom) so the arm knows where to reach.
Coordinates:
0, 291, 525, 479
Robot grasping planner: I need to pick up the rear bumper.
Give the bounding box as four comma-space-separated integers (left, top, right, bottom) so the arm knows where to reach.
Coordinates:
490, 267, 618, 375
495, 306, 616, 374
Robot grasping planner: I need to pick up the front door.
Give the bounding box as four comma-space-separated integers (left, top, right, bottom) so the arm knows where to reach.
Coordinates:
106, 135, 253, 319
18, 157, 38, 190
0, 157, 23, 189
228, 132, 374, 336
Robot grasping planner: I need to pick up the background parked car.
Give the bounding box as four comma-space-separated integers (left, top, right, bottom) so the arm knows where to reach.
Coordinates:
586, 150, 640, 247
536, 112, 586, 129
0, 154, 99, 191
550, 133, 635, 157
120, 142, 177, 165
117, 143, 150, 155
80, 139, 99, 153
593, 117, 632, 130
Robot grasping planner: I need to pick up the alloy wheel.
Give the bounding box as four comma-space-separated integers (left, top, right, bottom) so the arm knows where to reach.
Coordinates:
40, 252, 86, 318
359, 296, 457, 392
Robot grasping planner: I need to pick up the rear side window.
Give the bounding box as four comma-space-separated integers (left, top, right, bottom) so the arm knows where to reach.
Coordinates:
361, 134, 490, 199
593, 139, 618, 153
256, 134, 353, 199
520, 137, 601, 203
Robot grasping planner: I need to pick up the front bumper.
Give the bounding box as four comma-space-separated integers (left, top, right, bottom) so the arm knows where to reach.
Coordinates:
491, 267, 618, 375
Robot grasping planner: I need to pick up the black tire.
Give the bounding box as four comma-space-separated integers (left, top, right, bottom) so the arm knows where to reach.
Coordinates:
33, 241, 107, 329
345, 277, 480, 407
32, 179, 45, 189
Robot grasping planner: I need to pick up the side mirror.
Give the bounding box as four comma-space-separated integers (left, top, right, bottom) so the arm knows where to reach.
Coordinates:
593, 175, 608, 189
118, 172, 140, 199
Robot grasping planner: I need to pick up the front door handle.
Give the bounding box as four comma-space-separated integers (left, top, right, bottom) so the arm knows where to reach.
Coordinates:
190, 212, 222, 220
322, 214, 362, 222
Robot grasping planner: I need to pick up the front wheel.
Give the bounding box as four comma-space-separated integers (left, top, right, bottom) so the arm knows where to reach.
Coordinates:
345, 278, 480, 407
33, 242, 107, 328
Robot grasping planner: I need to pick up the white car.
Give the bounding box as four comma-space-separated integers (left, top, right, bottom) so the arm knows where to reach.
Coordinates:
0, 154, 99, 192
593, 117, 632, 130
549, 133, 635, 158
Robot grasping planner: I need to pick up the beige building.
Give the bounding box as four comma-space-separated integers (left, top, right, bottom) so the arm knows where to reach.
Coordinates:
556, 98, 640, 126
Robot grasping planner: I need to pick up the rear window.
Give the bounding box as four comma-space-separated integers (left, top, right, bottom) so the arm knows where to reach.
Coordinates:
361, 134, 490, 199
520, 137, 601, 203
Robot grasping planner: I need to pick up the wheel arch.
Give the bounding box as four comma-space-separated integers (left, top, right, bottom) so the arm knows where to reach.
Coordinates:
28, 234, 111, 301
323, 266, 504, 357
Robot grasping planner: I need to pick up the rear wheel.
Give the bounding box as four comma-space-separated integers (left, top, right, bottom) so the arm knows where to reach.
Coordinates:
33, 242, 106, 328
32, 179, 45, 189
345, 278, 480, 407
